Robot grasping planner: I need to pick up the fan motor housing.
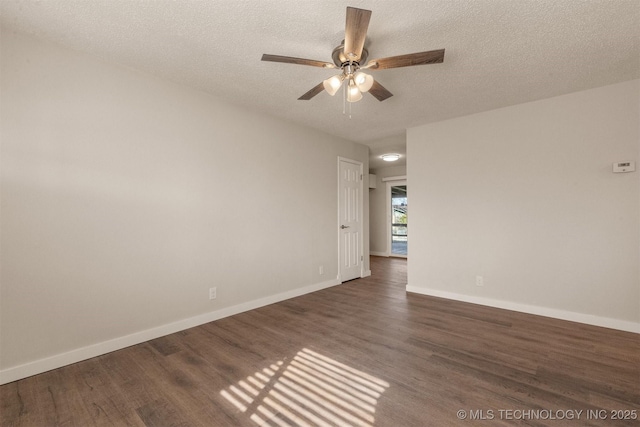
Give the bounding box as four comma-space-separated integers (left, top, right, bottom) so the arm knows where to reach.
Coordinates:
332, 42, 368, 68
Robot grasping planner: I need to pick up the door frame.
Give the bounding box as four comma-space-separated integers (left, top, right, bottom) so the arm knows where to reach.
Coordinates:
337, 157, 364, 282
386, 178, 407, 258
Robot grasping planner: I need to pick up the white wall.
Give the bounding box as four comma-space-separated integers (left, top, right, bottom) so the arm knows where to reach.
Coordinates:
407, 80, 639, 332
0, 29, 369, 382
369, 165, 406, 255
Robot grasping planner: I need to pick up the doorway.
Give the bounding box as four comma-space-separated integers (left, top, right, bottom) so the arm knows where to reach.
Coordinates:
388, 181, 407, 257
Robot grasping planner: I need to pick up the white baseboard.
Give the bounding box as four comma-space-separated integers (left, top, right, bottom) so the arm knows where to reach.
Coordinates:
0, 278, 341, 385
370, 252, 388, 257
406, 285, 640, 334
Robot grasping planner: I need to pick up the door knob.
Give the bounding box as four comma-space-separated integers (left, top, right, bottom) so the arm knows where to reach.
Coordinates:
340, 225, 350, 229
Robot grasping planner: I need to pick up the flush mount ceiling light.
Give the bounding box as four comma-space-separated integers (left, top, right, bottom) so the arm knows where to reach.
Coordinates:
261, 7, 445, 104
381, 153, 401, 162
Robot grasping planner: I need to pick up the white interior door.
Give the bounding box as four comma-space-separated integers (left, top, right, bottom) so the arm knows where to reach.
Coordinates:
338, 158, 363, 282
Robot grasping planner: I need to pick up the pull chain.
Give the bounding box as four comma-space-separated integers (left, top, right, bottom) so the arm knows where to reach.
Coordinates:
342, 76, 353, 119
342, 80, 346, 115
349, 94, 352, 119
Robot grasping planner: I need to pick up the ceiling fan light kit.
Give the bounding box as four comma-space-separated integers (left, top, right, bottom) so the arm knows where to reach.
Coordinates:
324, 64, 373, 103
347, 79, 363, 103
354, 72, 374, 92
261, 6, 445, 106
323, 74, 344, 96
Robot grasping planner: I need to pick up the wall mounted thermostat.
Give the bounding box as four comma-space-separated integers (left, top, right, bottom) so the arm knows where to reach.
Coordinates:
613, 161, 635, 173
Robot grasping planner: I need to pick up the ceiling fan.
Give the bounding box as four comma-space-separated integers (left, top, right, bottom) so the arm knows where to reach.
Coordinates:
261, 6, 444, 103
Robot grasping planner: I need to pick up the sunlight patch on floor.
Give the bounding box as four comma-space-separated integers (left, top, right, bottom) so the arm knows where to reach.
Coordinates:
220, 348, 390, 427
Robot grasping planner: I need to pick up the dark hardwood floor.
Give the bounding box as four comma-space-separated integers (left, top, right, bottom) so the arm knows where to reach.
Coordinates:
2, 256, 639, 426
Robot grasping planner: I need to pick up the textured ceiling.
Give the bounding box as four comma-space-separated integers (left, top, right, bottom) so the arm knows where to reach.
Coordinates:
1, 0, 639, 168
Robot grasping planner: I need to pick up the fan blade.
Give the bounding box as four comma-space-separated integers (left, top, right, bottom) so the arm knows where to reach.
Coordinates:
369, 80, 393, 102
343, 7, 371, 61
261, 54, 335, 69
366, 49, 445, 70
298, 82, 325, 100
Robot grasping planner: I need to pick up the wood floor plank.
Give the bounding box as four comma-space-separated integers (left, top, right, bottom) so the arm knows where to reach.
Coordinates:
1, 256, 638, 426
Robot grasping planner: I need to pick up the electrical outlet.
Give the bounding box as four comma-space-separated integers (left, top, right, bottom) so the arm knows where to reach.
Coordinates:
209, 287, 217, 300
476, 276, 484, 287
319, 265, 324, 275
